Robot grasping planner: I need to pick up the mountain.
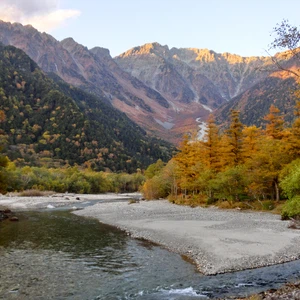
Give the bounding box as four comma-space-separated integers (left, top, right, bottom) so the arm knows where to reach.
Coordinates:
0, 44, 174, 172
215, 73, 299, 129
214, 50, 300, 128
0, 20, 299, 142
60, 38, 174, 140
115, 43, 300, 131
0, 21, 176, 141
115, 43, 270, 103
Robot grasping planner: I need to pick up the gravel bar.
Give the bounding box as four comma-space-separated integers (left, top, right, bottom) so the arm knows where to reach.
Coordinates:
74, 200, 300, 275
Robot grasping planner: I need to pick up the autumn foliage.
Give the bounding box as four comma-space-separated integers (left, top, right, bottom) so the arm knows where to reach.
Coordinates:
142, 105, 300, 217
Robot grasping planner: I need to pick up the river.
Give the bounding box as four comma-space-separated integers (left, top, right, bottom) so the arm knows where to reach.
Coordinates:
0, 209, 299, 299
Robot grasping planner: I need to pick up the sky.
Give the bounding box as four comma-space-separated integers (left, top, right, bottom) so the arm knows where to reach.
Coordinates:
0, 0, 299, 58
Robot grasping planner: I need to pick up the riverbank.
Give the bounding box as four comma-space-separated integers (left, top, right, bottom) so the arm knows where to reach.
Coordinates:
1, 194, 299, 275
0, 192, 137, 210
73, 199, 300, 275
240, 280, 300, 299
1, 194, 300, 299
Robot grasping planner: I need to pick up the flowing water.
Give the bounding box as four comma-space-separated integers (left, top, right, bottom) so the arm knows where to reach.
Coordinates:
0, 210, 299, 299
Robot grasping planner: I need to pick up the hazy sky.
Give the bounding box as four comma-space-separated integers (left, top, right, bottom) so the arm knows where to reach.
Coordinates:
0, 0, 299, 57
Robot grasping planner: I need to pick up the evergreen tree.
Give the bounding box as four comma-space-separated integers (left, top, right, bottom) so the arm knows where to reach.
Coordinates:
241, 125, 262, 162
225, 110, 244, 166
264, 105, 284, 139
203, 114, 220, 171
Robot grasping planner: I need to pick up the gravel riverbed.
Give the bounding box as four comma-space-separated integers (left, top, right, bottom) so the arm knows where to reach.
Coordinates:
1, 194, 300, 299
1, 193, 299, 275
74, 199, 300, 275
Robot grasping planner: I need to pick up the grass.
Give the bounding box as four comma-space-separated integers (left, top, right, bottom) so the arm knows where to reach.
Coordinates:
168, 194, 287, 215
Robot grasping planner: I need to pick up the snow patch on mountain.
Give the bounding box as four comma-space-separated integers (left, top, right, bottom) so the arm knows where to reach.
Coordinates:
196, 117, 208, 141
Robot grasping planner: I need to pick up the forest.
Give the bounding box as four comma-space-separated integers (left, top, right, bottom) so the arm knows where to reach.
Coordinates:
0, 44, 174, 173
0, 162, 145, 195
141, 105, 300, 219
140, 21, 300, 220
0, 21, 299, 221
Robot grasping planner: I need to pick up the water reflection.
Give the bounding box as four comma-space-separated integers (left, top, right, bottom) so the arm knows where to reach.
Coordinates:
0, 211, 299, 300
0, 211, 138, 273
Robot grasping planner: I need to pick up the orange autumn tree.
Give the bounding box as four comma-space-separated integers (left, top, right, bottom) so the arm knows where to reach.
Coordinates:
264, 104, 285, 140
203, 114, 221, 171
218, 110, 244, 170
241, 125, 265, 199
241, 125, 262, 162
173, 135, 205, 198
244, 105, 290, 201
142, 100, 300, 208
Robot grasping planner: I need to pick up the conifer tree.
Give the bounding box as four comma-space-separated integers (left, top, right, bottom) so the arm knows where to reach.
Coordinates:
264, 105, 284, 139
225, 110, 244, 166
174, 135, 204, 197
203, 114, 220, 171
241, 125, 262, 162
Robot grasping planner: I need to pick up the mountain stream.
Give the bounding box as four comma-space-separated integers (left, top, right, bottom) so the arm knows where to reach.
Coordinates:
0, 207, 299, 299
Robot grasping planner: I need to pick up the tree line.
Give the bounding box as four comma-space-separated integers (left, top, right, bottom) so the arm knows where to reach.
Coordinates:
0, 44, 174, 173
0, 163, 145, 195
142, 104, 300, 219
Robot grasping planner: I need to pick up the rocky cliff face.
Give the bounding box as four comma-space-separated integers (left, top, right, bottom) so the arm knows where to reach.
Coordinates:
115, 43, 275, 104
0, 20, 109, 101
0, 20, 299, 143
115, 42, 300, 135
215, 71, 299, 129
0, 21, 180, 141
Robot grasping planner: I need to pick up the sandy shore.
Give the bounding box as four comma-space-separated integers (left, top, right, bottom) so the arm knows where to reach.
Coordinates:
73, 199, 300, 275
1, 194, 300, 276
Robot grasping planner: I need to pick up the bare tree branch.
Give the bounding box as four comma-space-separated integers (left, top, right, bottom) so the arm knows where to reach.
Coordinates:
254, 20, 300, 78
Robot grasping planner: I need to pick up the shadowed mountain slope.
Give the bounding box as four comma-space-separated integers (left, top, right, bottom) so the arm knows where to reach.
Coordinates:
0, 44, 174, 171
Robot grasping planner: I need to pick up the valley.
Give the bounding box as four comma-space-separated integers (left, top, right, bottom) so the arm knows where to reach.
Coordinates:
1, 20, 299, 144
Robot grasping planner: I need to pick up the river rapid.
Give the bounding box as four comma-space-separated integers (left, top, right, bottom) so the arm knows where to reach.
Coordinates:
0, 209, 300, 300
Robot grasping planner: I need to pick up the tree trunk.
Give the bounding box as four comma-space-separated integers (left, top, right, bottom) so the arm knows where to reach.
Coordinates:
274, 179, 280, 201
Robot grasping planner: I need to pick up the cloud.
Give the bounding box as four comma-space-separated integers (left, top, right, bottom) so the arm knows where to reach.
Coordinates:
0, 0, 81, 32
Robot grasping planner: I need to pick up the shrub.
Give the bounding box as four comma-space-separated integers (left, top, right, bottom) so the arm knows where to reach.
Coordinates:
206, 197, 218, 205
281, 196, 300, 220
188, 194, 207, 207
261, 200, 275, 211
141, 175, 168, 200
218, 200, 232, 209
280, 159, 300, 199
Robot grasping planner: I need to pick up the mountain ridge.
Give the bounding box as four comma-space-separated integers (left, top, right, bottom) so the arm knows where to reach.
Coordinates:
0, 20, 299, 143
0, 43, 174, 171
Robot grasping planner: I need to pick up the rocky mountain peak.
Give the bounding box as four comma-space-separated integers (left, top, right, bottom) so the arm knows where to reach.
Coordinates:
90, 47, 111, 60
168, 47, 218, 63
0, 21, 41, 38
60, 37, 88, 53
192, 48, 218, 62
119, 42, 169, 57
1, 19, 299, 145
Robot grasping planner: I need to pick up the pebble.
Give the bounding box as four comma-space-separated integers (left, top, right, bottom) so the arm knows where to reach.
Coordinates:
74, 200, 300, 276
